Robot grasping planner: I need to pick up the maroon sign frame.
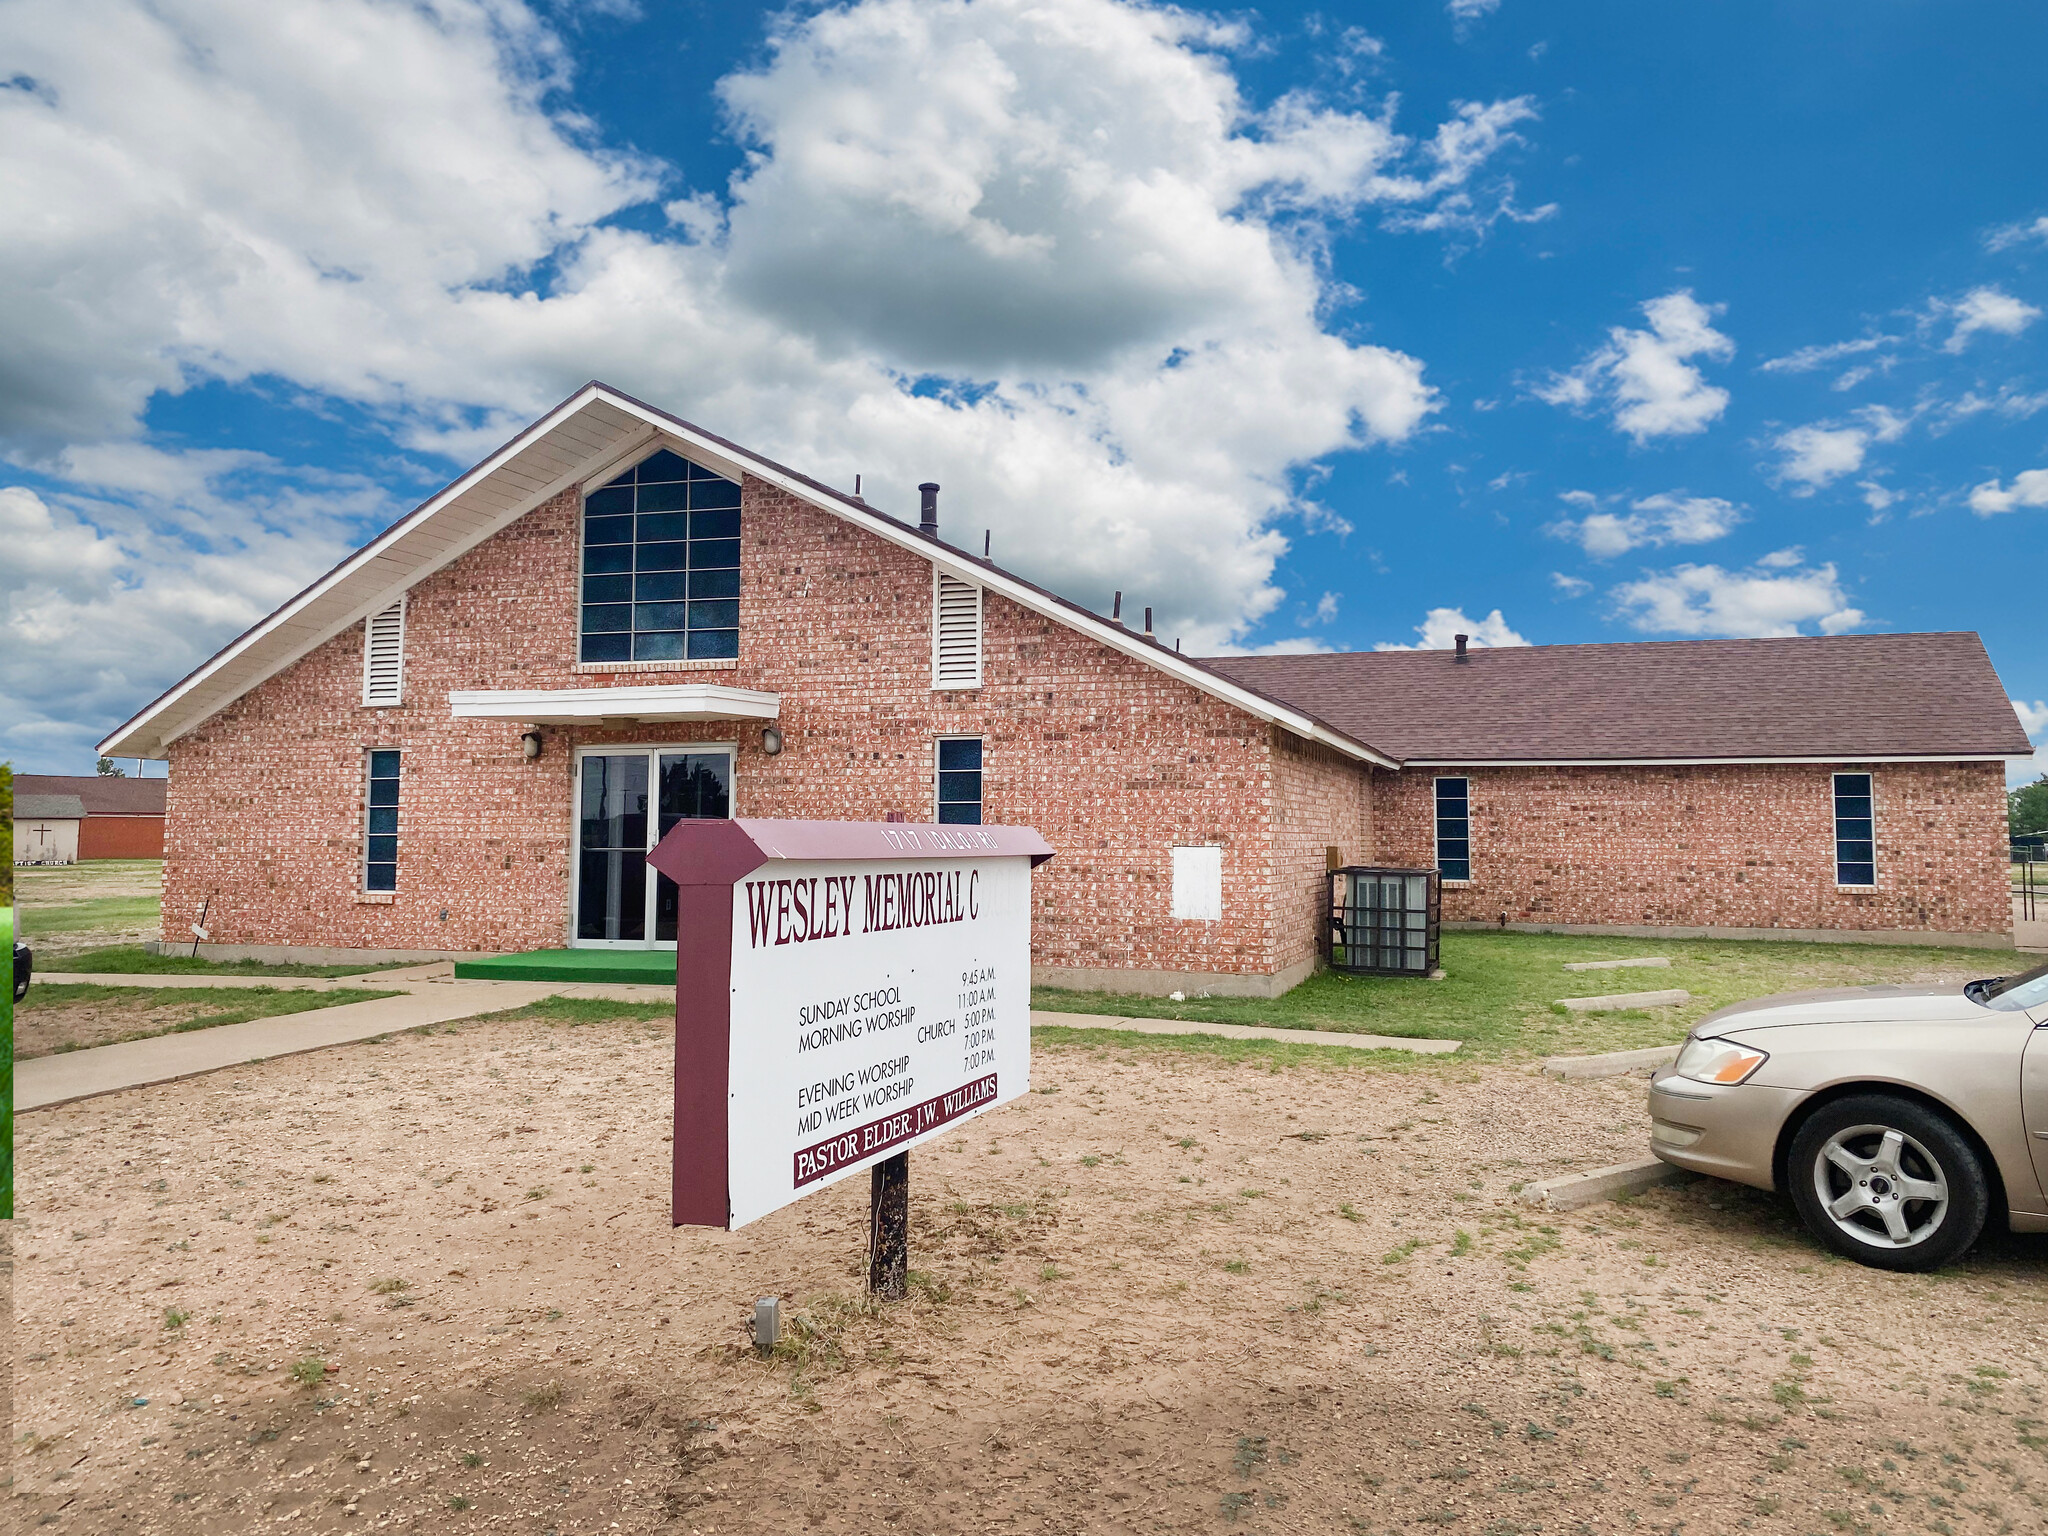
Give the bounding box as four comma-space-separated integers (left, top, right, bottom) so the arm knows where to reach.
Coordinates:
646, 818, 1055, 1228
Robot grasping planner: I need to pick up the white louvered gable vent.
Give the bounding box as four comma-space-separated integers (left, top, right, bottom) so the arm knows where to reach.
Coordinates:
362, 597, 407, 707
932, 570, 983, 690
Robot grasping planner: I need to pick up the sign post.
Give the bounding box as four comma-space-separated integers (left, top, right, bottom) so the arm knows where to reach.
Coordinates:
647, 818, 1053, 1286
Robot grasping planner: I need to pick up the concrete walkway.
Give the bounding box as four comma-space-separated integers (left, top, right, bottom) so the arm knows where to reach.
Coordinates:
1031, 1010, 1461, 1054
19, 970, 675, 1113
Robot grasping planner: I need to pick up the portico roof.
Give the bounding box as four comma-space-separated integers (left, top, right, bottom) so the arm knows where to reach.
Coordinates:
447, 684, 780, 726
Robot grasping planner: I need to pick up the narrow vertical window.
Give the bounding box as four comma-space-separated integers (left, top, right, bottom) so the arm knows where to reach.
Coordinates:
935, 738, 983, 824
364, 750, 400, 892
932, 570, 983, 689
1434, 776, 1471, 882
1833, 771, 1875, 886
362, 597, 405, 706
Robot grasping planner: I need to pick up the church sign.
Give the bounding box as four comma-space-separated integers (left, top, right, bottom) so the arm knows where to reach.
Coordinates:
647, 818, 1052, 1231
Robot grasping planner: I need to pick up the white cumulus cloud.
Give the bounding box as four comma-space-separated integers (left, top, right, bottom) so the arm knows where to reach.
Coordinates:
0, 0, 1554, 765
1547, 491, 1743, 559
1375, 606, 1529, 650
2013, 698, 2048, 789
1967, 468, 2048, 516
1609, 550, 1865, 639
1769, 406, 1910, 494
1938, 286, 2042, 353
1534, 290, 1734, 443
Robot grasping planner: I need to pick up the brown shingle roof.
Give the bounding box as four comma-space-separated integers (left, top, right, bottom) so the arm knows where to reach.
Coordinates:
16, 774, 168, 816
1202, 632, 2033, 764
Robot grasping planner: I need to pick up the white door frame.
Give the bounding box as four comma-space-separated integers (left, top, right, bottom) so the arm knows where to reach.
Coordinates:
569, 741, 735, 949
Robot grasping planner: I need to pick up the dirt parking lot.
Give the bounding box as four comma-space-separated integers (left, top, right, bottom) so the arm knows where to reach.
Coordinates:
13, 1012, 2048, 1534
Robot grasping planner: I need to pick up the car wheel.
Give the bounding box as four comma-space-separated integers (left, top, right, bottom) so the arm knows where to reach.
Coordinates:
1786, 1095, 1988, 1273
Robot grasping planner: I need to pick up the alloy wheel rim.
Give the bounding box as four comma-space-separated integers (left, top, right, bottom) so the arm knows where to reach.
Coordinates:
1811, 1123, 1950, 1249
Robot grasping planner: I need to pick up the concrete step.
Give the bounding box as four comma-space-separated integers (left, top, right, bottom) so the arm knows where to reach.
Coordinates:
1556, 989, 1691, 1012
1541, 1044, 1682, 1080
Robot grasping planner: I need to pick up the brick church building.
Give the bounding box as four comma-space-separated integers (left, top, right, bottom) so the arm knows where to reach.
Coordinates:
99, 383, 2034, 995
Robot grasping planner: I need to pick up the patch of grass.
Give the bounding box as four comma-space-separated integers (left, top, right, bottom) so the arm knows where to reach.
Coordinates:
521, 1380, 564, 1413
18, 895, 162, 938
1031, 930, 2033, 1060
47, 944, 410, 977
1381, 1238, 1422, 1265
368, 1277, 411, 1295
288, 1357, 327, 1388
162, 1308, 189, 1330
470, 995, 673, 1026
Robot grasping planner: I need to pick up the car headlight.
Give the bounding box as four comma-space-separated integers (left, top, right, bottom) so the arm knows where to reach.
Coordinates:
1673, 1036, 1769, 1085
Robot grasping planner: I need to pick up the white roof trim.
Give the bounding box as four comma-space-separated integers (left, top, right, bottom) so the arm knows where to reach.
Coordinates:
448, 684, 780, 725
98, 382, 1397, 768
1402, 754, 2020, 768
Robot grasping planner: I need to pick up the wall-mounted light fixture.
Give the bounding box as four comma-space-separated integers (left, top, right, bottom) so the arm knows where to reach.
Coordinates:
520, 729, 543, 761
761, 726, 784, 757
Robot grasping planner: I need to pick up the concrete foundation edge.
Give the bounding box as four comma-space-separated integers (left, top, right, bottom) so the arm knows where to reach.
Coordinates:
1447, 921, 2015, 950
143, 940, 485, 966
1031, 957, 1318, 1001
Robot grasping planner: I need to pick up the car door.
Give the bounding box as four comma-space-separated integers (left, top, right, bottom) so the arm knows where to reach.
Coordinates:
2025, 1002, 2048, 1203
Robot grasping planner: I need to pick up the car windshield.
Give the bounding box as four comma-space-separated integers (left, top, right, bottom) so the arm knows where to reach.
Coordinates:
1967, 958, 2048, 1012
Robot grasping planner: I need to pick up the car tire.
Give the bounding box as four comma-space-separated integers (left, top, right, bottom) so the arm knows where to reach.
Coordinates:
1786, 1095, 1989, 1273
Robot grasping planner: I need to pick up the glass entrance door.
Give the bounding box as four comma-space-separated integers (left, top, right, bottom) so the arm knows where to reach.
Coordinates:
574, 747, 732, 947
653, 751, 731, 942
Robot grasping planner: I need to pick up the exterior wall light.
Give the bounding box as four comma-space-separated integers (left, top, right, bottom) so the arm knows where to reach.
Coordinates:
520, 730, 543, 761
761, 726, 784, 757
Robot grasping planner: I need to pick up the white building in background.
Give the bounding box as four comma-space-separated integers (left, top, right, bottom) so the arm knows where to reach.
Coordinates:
14, 793, 85, 865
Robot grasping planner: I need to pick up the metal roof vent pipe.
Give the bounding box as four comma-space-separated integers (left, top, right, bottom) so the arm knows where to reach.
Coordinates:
1144, 606, 1154, 638
1454, 632, 1471, 663
918, 482, 940, 537
1112, 591, 1124, 626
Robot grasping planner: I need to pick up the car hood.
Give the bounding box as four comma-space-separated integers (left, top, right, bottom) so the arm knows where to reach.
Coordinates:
1692, 983, 1988, 1038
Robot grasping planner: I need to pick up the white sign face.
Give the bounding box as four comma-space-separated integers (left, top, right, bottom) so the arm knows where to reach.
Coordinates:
723, 856, 1032, 1229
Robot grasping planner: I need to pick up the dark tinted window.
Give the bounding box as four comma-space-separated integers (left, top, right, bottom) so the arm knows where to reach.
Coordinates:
581, 454, 741, 662
1833, 772, 1875, 886
937, 738, 983, 824
365, 750, 400, 892
1434, 777, 1471, 882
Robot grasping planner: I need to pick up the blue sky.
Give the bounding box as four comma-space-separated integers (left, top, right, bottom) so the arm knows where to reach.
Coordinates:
3, 0, 2044, 781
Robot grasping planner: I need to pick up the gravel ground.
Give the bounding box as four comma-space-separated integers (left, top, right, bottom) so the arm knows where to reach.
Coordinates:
12, 1012, 2048, 1535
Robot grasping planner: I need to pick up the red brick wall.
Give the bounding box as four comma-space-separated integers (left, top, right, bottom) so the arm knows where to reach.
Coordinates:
163, 477, 1293, 979
1371, 761, 2013, 936
79, 815, 164, 860
1266, 733, 1375, 976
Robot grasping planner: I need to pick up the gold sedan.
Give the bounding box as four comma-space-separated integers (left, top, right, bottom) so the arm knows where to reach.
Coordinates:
1648, 958, 2048, 1271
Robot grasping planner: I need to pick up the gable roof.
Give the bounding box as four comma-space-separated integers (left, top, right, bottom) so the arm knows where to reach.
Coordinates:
97, 382, 1395, 768
15, 774, 168, 816
18, 794, 89, 821
1204, 632, 2034, 765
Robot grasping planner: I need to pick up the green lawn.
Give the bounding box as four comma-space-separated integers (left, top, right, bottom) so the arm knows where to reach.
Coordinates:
481, 930, 2029, 1070
1032, 930, 2029, 1061
46, 943, 413, 978
17, 895, 162, 936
